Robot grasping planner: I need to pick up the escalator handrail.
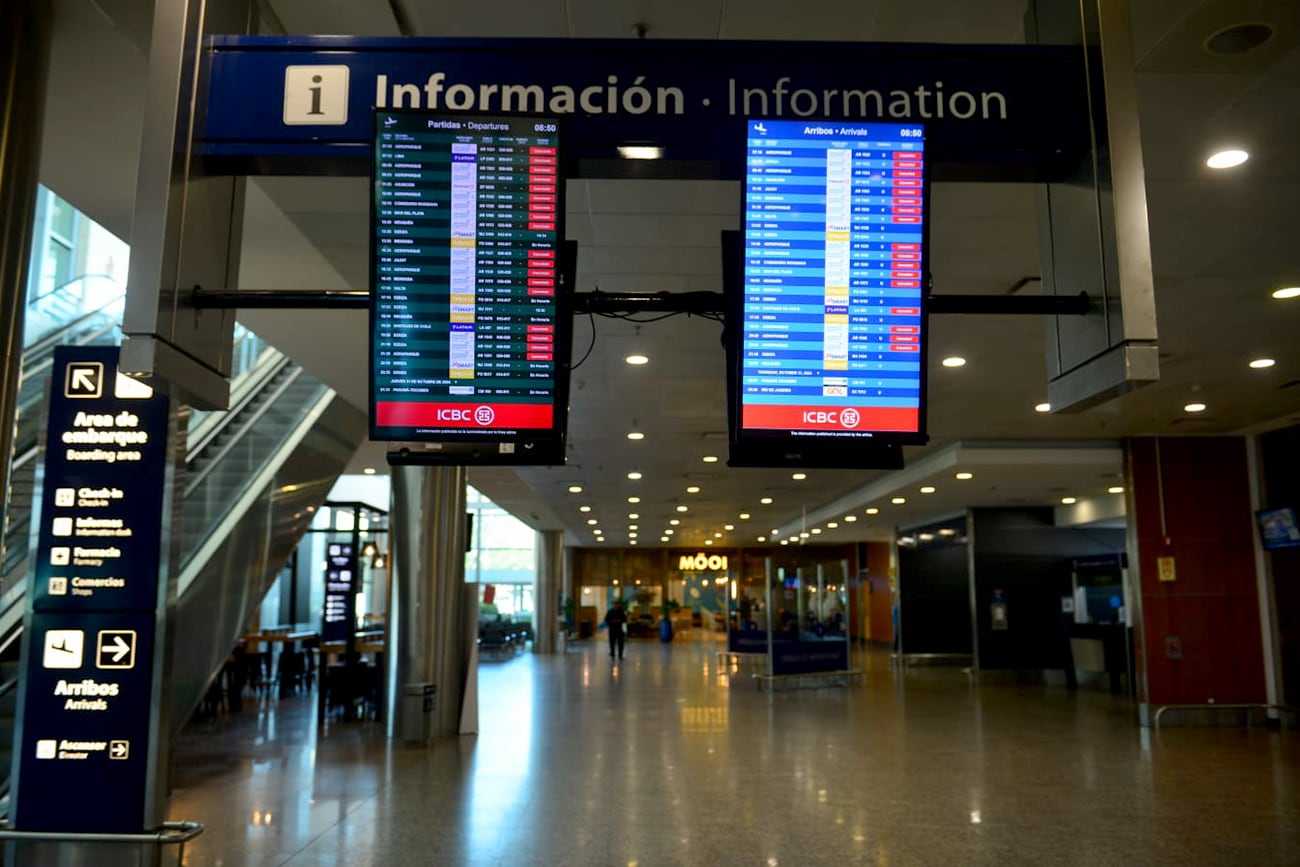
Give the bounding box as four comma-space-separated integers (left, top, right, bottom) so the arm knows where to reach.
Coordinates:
20, 275, 125, 358
182, 365, 306, 499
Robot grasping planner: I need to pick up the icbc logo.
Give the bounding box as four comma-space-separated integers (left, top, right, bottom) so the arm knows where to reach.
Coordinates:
840, 408, 860, 429
474, 405, 495, 426
802, 410, 839, 426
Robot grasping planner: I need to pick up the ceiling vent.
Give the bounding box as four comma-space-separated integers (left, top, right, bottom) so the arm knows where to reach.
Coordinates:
1205, 22, 1276, 54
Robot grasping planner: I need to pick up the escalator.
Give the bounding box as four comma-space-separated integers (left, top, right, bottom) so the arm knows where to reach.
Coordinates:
0, 298, 367, 807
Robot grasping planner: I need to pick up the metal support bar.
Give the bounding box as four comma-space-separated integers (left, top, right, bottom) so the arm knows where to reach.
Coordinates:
0, 821, 204, 845
1154, 701, 1294, 727
190, 286, 1091, 317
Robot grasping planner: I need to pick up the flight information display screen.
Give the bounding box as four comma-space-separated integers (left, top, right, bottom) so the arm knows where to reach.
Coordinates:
370, 111, 567, 444
741, 119, 927, 443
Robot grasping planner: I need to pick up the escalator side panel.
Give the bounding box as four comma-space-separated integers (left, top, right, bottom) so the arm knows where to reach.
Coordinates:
168, 393, 366, 730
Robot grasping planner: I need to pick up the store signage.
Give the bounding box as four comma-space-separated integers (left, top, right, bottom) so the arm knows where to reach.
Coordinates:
678, 554, 729, 571
201, 36, 1088, 180
13, 347, 172, 833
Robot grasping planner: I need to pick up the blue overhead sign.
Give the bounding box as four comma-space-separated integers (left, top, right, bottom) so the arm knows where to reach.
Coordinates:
12, 347, 173, 833
201, 36, 1088, 180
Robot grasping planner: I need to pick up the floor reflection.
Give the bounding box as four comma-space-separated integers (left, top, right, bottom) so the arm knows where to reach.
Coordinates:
168, 637, 1300, 866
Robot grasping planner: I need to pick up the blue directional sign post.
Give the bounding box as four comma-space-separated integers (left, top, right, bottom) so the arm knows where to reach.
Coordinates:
10, 347, 178, 834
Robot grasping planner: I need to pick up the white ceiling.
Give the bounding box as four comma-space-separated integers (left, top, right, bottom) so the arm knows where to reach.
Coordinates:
41, 0, 1300, 549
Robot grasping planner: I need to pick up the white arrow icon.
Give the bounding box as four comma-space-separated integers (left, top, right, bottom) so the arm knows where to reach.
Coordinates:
96, 630, 136, 669
107, 635, 130, 663
109, 740, 129, 760
64, 362, 104, 398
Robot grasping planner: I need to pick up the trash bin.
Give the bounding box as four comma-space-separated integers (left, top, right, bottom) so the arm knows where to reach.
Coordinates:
400, 682, 436, 744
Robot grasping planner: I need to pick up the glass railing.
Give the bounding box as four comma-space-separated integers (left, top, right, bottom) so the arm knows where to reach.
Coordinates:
178, 365, 330, 570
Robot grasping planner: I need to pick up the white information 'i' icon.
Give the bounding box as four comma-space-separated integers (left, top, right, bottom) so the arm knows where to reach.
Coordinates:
283, 65, 349, 125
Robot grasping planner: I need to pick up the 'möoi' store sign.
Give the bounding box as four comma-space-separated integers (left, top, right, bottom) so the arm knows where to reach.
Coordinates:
677, 553, 730, 572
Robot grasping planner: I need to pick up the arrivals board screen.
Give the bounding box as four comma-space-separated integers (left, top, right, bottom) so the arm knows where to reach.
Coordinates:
740, 119, 927, 444
370, 111, 568, 447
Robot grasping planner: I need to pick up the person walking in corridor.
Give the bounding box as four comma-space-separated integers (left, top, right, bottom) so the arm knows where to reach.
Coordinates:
605, 600, 628, 660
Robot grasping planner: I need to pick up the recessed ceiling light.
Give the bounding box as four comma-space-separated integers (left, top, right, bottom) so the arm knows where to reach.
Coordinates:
670, 519, 680, 526
625, 354, 649, 365
686, 485, 701, 494
955, 472, 973, 480
363, 467, 376, 475
627, 471, 642, 480
628, 532, 637, 538
628, 524, 638, 531
938, 528, 956, 536
919, 486, 936, 494
1034, 402, 1052, 413
890, 497, 906, 505
781, 539, 790, 546
724, 524, 735, 531
627, 431, 645, 440
757, 536, 767, 542
791, 472, 807, 480
568, 485, 584, 493
587, 518, 598, 525
1108, 486, 1125, 494
1273, 287, 1300, 300
702, 455, 719, 463
844, 515, 857, 522
1184, 402, 1207, 413
760, 497, 773, 505
579, 505, 592, 513
628, 513, 639, 520
918, 533, 935, 541
799, 531, 810, 539
630, 539, 638, 545
941, 356, 967, 368
714, 532, 723, 538
1060, 497, 1077, 505
739, 512, 751, 520
827, 522, 839, 529
811, 528, 822, 535
770, 528, 779, 536
665, 528, 674, 535
1205, 148, 1248, 169
865, 507, 879, 515
1249, 358, 1276, 369
627, 496, 641, 504
704, 539, 713, 546
661, 536, 669, 542
618, 145, 663, 160
676, 505, 689, 513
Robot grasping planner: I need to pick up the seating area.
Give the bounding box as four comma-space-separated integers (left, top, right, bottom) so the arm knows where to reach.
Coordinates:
478, 616, 532, 657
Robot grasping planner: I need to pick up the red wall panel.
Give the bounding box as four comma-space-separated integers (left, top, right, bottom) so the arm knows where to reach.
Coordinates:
1127, 437, 1266, 704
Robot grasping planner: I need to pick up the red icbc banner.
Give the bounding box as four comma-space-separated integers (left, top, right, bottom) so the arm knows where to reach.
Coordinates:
743, 405, 919, 432
374, 402, 553, 429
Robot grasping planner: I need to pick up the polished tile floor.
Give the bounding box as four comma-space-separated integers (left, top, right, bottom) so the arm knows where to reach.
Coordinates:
168, 636, 1300, 866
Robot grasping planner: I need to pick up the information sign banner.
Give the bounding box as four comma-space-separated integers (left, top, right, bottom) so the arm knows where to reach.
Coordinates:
201, 37, 1088, 181
12, 347, 171, 833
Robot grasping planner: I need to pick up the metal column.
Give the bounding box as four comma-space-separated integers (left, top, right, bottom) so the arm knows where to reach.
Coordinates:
534, 530, 564, 654
386, 465, 469, 742
0, 0, 51, 565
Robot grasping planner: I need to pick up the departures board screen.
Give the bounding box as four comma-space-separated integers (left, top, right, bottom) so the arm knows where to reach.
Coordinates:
370, 111, 569, 451
740, 119, 928, 445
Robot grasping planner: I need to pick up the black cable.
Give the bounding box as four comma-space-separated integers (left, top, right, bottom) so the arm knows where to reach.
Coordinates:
568, 310, 597, 371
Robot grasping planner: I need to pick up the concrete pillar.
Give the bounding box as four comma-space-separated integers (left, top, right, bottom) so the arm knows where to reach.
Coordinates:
0, 0, 50, 564
534, 530, 564, 653
386, 465, 469, 742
